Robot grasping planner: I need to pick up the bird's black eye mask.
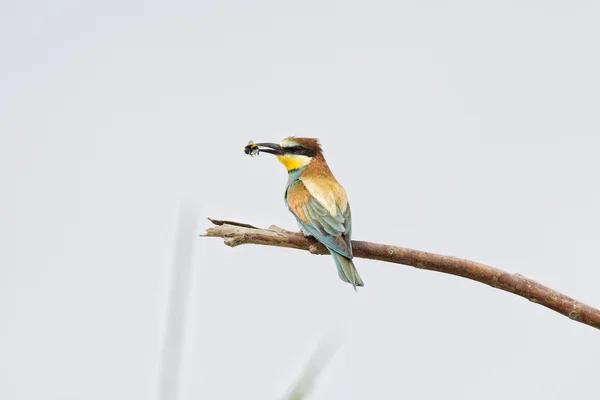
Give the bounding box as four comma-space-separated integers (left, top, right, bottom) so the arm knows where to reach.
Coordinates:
284, 145, 317, 157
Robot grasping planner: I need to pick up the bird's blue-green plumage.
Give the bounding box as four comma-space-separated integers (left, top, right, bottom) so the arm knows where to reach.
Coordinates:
285, 168, 363, 289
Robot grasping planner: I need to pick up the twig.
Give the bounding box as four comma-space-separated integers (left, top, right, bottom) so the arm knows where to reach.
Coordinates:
201, 218, 600, 331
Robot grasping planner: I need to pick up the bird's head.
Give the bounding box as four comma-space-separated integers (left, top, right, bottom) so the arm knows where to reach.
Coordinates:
246, 137, 323, 172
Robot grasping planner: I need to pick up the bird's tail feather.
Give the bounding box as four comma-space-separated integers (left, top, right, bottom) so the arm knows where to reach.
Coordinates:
330, 251, 364, 290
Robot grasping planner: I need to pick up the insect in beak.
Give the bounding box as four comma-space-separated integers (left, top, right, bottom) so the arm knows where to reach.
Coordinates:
244, 140, 260, 157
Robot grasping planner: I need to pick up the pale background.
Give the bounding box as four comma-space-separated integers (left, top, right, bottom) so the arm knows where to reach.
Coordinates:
2, 1, 599, 399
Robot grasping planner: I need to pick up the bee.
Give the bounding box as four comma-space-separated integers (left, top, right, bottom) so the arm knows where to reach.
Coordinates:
244, 140, 260, 157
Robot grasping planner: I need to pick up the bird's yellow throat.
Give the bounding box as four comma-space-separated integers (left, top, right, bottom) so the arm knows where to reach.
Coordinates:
276, 154, 311, 171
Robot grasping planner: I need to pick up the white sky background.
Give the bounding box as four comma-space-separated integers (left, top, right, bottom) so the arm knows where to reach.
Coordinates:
2, 1, 600, 399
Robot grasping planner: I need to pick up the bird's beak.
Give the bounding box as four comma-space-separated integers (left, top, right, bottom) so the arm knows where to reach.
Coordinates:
252, 142, 286, 155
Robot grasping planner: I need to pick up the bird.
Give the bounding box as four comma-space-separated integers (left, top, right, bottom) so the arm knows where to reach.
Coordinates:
245, 137, 364, 289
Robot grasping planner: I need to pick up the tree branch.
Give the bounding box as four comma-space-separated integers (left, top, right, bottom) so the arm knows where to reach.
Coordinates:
202, 218, 600, 331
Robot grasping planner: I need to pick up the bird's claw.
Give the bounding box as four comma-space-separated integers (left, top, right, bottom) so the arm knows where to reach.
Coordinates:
300, 230, 313, 238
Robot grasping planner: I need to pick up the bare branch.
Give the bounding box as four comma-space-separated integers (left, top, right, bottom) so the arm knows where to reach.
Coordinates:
201, 219, 600, 331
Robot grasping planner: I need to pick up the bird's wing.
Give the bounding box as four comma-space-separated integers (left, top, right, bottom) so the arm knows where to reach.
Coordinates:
286, 180, 352, 258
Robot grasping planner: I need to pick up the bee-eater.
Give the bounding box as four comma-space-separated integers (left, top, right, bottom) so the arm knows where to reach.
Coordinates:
246, 137, 364, 289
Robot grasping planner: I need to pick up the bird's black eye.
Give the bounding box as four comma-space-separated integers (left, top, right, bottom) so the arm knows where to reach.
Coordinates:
290, 146, 303, 154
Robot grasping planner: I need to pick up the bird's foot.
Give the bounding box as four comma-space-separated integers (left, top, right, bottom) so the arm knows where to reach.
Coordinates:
300, 230, 313, 238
